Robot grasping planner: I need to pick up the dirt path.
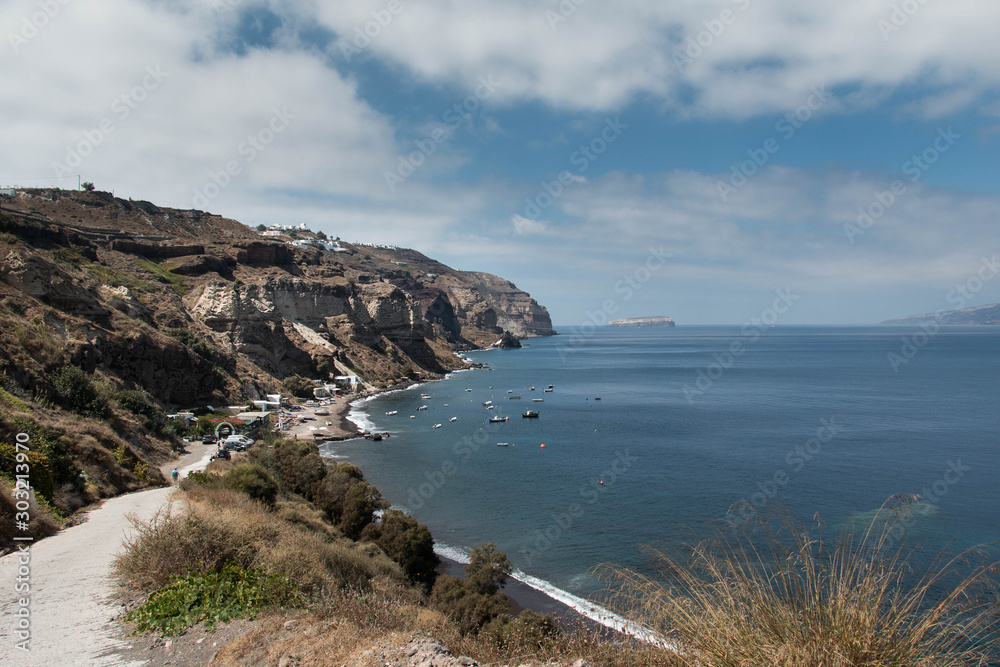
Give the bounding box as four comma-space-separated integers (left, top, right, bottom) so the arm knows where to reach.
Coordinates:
0, 443, 216, 666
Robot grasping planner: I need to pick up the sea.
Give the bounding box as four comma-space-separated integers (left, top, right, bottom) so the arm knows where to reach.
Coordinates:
321, 325, 1000, 632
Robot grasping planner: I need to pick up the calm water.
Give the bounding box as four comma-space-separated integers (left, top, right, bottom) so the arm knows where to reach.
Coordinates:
322, 326, 1000, 622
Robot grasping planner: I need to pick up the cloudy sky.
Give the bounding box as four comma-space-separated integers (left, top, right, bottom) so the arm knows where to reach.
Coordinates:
3, 0, 999, 325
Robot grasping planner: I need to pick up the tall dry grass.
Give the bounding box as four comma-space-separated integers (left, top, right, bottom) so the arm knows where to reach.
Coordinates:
600, 496, 1000, 667
113, 485, 401, 597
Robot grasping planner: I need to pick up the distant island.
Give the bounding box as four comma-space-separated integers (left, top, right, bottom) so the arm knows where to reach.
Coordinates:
881, 303, 1000, 326
607, 316, 675, 328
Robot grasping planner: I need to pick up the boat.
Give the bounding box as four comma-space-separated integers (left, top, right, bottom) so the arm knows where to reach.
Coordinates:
420, 394, 432, 399
595, 397, 602, 401
548, 384, 554, 389
532, 398, 544, 402
530, 386, 535, 391
466, 388, 473, 392
489, 416, 509, 423
486, 405, 496, 410
522, 411, 540, 418
385, 410, 398, 416
482, 401, 492, 406
410, 415, 416, 419
506, 390, 513, 394
497, 442, 509, 447
433, 423, 442, 429
315, 409, 330, 416
417, 405, 429, 411
508, 395, 521, 400
543, 389, 553, 393
449, 417, 458, 422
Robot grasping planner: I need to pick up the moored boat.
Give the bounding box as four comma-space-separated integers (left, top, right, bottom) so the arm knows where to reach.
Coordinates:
522, 410, 540, 418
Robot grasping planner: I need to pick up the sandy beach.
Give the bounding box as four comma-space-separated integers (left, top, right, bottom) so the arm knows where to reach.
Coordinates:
280, 395, 364, 442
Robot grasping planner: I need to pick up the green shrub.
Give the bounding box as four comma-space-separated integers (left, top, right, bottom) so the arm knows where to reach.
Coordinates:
480, 609, 557, 652
125, 563, 298, 635
223, 464, 278, 507
272, 439, 328, 499
430, 543, 514, 635
182, 470, 220, 488
0, 442, 54, 499
113, 389, 163, 424
165, 328, 217, 362
281, 375, 316, 399
361, 509, 439, 589
338, 481, 387, 540
47, 365, 107, 417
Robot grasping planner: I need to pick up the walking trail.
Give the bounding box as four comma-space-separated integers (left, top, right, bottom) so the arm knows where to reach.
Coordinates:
0, 443, 216, 666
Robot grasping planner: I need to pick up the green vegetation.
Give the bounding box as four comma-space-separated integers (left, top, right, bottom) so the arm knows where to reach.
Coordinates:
125, 563, 298, 636
165, 328, 217, 362
47, 365, 107, 417
361, 509, 439, 590
112, 389, 163, 426
602, 497, 1000, 667
134, 258, 189, 295
281, 375, 316, 399
223, 463, 278, 507
85, 263, 159, 294
431, 543, 513, 636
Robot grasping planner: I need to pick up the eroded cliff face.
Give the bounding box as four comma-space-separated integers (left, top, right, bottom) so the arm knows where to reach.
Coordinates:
0, 188, 555, 401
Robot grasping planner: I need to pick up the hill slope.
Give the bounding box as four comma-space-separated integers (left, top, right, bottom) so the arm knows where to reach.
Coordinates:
881, 303, 1000, 326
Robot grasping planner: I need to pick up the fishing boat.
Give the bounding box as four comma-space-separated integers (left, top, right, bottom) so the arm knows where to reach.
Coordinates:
420, 394, 432, 399
530, 386, 535, 391
449, 417, 458, 422
548, 384, 554, 389
410, 415, 416, 419
497, 442, 509, 447
486, 405, 496, 410
506, 390, 513, 393
433, 423, 442, 429
466, 388, 473, 392
315, 409, 330, 416
522, 411, 540, 418
543, 388, 553, 393
508, 395, 522, 400
532, 398, 544, 402
489, 416, 509, 423
482, 401, 492, 406
417, 405, 429, 411
385, 410, 398, 416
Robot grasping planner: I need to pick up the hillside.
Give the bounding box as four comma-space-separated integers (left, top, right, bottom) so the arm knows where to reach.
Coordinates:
0, 188, 553, 533
881, 303, 1000, 326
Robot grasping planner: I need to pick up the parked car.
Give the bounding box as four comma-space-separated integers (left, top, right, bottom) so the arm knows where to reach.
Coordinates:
202, 435, 216, 444
211, 448, 231, 461
222, 435, 254, 452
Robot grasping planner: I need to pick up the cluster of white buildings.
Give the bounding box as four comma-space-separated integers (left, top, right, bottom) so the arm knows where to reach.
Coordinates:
289, 238, 348, 253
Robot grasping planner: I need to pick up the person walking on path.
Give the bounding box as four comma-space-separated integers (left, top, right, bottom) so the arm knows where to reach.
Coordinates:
171, 468, 179, 484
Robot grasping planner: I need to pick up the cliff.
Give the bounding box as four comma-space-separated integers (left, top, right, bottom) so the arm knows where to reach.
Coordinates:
0, 187, 554, 522
881, 303, 1000, 326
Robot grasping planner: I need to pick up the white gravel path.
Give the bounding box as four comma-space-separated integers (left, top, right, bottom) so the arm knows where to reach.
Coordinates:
0, 445, 215, 666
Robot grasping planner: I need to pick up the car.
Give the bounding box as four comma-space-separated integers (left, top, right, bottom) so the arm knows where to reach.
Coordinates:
202, 435, 216, 444
211, 448, 231, 461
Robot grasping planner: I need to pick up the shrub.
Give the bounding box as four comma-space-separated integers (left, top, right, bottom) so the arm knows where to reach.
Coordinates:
112, 389, 163, 424
125, 563, 298, 636
47, 365, 107, 417
480, 609, 557, 652
431, 573, 510, 636
361, 509, 439, 589
0, 442, 54, 500
223, 464, 278, 507
272, 439, 328, 499
601, 497, 1000, 667
465, 542, 512, 596
338, 481, 387, 540
282, 375, 316, 399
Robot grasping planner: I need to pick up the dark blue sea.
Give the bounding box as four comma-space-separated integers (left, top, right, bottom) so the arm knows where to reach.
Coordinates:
322, 325, 1000, 627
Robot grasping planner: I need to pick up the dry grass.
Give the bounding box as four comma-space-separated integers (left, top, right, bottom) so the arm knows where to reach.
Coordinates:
600, 496, 1000, 667
114, 485, 401, 596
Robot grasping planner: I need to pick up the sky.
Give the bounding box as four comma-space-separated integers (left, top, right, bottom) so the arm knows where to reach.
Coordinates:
2, 0, 999, 325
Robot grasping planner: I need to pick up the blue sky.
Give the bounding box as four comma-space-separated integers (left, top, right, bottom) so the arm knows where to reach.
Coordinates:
2, 0, 999, 325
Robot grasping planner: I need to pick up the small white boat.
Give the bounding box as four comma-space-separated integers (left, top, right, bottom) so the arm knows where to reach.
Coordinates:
543, 389, 553, 393
506, 390, 513, 393
548, 384, 554, 389
530, 386, 535, 391
466, 388, 473, 392
417, 405, 429, 411
497, 442, 509, 447
385, 410, 398, 416
410, 415, 416, 419
483, 401, 492, 406
315, 409, 330, 416
532, 398, 544, 402
433, 423, 442, 429
421, 394, 432, 399
449, 417, 458, 422
486, 405, 496, 410
489, 416, 509, 423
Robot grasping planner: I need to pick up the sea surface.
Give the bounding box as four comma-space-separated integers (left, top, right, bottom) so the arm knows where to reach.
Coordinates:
322, 325, 1000, 630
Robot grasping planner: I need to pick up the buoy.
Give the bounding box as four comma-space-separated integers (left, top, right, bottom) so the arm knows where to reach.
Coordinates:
540, 443, 546, 448
600, 480, 604, 485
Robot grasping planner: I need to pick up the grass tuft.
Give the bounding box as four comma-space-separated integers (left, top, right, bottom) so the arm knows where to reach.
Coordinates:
599, 495, 1000, 667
